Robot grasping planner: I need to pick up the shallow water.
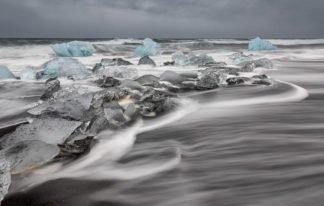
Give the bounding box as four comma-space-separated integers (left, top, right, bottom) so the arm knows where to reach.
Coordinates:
1, 39, 324, 206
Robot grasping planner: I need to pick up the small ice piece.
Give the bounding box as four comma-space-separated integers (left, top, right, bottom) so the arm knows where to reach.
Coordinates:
0, 117, 82, 148
40, 58, 91, 79
229, 52, 254, 64
20, 66, 44, 80
0, 140, 60, 174
240, 58, 273, 69
52, 41, 96, 57
134, 38, 160, 57
248, 37, 277, 51
0, 66, 15, 79
172, 51, 215, 66
97, 66, 139, 79
0, 158, 10, 202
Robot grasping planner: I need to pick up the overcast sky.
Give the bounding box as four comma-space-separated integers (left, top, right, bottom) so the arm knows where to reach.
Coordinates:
0, 0, 323, 38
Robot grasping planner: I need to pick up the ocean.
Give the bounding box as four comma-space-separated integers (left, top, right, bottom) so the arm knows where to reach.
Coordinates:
1, 38, 324, 206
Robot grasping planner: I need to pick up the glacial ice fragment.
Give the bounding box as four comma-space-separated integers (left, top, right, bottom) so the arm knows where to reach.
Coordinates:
196, 68, 227, 90
20, 66, 44, 80
0, 66, 15, 79
248, 37, 277, 51
0, 158, 10, 202
95, 66, 139, 79
229, 52, 254, 64
40, 58, 91, 79
172, 51, 215, 66
52, 41, 96, 57
0, 140, 60, 174
134, 38, 160, 57
138, 56, 156, 66
0, 118, 82, 148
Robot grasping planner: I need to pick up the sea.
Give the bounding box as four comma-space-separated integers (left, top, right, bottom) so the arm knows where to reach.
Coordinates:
1, 38, 324, 206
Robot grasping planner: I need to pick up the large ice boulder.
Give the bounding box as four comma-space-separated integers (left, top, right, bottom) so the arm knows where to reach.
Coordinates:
134, 38, 160, 57
0, 117, 82, 148
172, 51, 215, 66
0, 66, 15, 79
52, 41, 96, 57
0, 140, 60, 174
41, 58, 91, 79
248, 37, 277, 51
20, 58, 91, 80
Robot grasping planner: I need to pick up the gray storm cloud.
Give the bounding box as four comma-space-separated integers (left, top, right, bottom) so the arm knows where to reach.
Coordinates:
0, 0, 323, 38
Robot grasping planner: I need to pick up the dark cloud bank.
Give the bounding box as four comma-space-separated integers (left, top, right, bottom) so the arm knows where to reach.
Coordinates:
0, 0, 323, 38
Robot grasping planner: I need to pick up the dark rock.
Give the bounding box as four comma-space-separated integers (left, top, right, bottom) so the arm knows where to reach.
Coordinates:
163, 61, 175, 66
40, 78, 61, 100
252, 79, 272, 86
95, 76, 121, 88
91, 88, 128, 108
138, 56, 156, 66
252, 74, 268, 79
226, 77, 249, 85
101, 58, 132, 66
160, 70, 186, 84
199, 62, 227, 68
58, 137, 94, 156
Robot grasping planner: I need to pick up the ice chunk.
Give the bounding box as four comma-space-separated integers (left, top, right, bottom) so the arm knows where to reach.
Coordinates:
21, 58, 90, 80
28, 89, 93, 120
0, 118, 82, 148
0, 158, 10, 202
248, 37, 277, 51
0, 140, 59, 174
20, 66, 44, 80
134, 38, 160, 57
138, 56, 156, 66
0, 66, 15, 79
229, 52, 254, 64
197, 68, 227, 90
96, 66, 139, 79
40, 58, 91, 79
240, 58, 273, 69
172, 51, 215, 66
52, 41, 96, 57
